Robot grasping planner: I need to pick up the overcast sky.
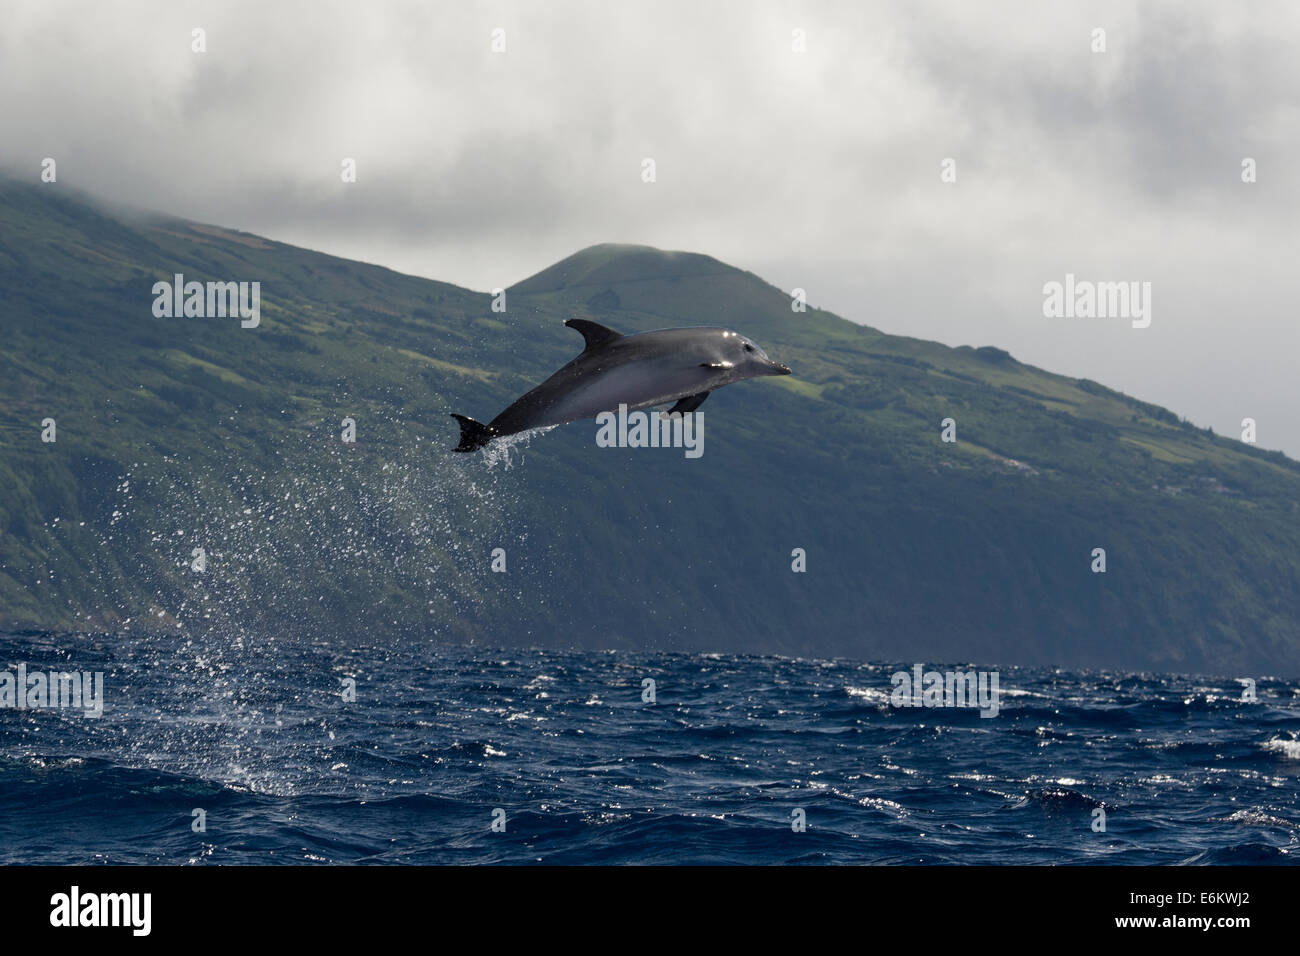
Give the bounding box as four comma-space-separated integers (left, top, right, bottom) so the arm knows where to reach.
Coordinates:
4, 1, 1298, 456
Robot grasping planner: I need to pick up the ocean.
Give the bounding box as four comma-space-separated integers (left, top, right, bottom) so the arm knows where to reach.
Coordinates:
0, 629, 1296, 865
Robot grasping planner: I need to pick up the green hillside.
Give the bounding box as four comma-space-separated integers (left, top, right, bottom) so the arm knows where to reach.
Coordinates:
2, 180, 1298, 676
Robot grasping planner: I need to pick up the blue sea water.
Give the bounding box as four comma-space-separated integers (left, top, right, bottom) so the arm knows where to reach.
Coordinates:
0, 629, 1297, 865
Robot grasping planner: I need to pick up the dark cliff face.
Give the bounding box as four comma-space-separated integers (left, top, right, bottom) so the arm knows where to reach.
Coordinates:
3, 179, 1299, 677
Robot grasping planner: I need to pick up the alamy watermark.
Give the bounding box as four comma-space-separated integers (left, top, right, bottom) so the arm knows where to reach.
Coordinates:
890, 664, 1000, 718
0, 663, 104, 717
1042, 274, 1151, 329
50, 886, 150, 936
152, 273, 261, 328
595, 404, 703, 458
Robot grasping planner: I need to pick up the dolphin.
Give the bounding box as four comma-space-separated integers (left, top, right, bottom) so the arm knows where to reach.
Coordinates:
451, 319, 791, 451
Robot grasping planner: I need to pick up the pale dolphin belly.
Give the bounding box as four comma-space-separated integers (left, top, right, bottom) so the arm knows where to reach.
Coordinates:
489, 356, 715, 434
548, 362, 709, 421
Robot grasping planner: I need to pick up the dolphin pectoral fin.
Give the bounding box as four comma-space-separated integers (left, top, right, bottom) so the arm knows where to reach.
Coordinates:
564, 318, 622, 352
662, 392, 710, 417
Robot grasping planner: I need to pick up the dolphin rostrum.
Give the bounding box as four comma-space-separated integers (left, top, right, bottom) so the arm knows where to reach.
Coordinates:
451, 319, 791, 451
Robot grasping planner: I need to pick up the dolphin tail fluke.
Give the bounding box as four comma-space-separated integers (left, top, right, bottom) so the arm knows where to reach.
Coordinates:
451, 414, 497, 452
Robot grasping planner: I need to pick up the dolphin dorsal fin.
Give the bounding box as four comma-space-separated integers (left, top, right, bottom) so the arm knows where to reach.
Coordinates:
565, 318, 622, 352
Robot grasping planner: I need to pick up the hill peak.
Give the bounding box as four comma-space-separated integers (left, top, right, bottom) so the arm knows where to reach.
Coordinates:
511, 243, 739, 294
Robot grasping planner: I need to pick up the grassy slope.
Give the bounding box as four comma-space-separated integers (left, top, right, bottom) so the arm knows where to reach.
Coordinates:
2, 185, 1298, 676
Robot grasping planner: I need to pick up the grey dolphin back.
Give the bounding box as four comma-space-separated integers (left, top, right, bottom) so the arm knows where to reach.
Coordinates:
451, 320, 622, 451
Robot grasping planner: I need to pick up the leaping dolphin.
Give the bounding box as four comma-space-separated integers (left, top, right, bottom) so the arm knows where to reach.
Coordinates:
451, 319, 791, 451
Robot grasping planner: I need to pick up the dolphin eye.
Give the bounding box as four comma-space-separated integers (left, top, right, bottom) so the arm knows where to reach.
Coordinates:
743, 343, 755, 353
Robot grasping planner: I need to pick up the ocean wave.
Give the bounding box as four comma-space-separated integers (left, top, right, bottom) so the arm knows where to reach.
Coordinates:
2, 632, 1298, 865
1261, 737, 1300, 760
